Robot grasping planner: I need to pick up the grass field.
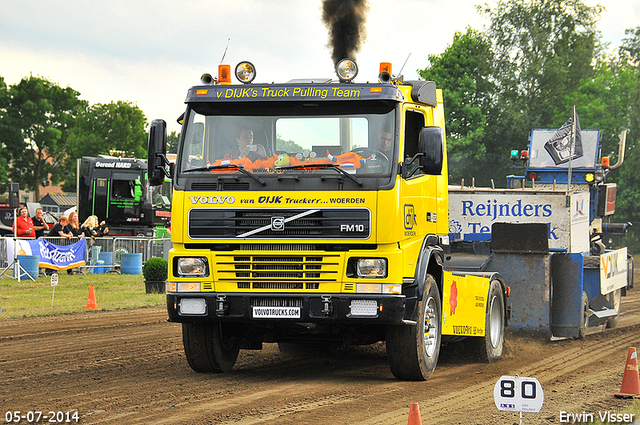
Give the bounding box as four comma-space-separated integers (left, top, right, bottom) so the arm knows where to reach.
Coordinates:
0, 270, 165, 318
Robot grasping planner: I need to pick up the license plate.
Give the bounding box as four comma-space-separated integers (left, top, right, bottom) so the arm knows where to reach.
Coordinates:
252, 306, 301, 319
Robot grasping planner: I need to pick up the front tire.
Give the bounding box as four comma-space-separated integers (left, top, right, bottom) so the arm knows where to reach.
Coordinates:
182, 321, 240, 373
466, 279, 505, 362
386, 274, 441, 381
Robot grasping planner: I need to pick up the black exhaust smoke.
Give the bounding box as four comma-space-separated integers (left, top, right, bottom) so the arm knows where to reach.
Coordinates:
322, 0, 369, 65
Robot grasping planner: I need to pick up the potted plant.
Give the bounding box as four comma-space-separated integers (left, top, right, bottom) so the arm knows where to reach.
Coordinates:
142, 257, 168, 294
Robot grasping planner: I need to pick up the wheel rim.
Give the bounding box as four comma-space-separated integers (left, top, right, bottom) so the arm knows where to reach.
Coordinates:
488, 295, 502, 348
423, 296, 438, 357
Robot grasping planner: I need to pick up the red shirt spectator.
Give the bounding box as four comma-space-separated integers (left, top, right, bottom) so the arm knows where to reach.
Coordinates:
13, 207, 35, 238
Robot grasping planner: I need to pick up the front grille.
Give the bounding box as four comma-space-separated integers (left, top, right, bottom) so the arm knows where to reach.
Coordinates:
189, 208, 370, 239
215, 253, 339, 290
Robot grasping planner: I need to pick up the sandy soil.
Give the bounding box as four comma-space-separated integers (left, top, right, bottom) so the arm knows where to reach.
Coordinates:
1, 286, 639, 425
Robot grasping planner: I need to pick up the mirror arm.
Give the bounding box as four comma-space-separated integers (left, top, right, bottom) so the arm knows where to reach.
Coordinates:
155, 153, 173, 179
402, 152, 425, 178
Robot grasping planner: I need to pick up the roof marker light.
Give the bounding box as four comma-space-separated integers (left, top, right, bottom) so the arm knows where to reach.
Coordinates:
379, 62, 392, 83
218, 64, 231, 84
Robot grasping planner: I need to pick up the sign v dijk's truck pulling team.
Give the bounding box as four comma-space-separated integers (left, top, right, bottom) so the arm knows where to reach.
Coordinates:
147, 59, 510, 381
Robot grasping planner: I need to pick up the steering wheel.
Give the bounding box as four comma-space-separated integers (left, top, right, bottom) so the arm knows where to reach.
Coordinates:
350, 147, 390, 162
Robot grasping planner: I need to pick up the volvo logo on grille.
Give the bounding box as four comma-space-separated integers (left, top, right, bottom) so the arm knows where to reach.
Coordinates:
271, 216, 285, 231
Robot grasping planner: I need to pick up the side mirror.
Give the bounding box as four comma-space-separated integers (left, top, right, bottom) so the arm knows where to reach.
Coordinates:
148, 119, 168, 186
419, 126, 444, 175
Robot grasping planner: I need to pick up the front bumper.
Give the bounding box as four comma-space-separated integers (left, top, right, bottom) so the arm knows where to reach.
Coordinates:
167, 292, 408, 325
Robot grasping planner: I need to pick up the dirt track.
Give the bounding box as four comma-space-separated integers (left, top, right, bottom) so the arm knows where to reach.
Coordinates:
1, 286, 639, 425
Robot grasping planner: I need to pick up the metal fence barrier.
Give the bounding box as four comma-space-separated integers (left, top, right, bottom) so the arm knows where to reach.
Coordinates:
0, 236, 172, 271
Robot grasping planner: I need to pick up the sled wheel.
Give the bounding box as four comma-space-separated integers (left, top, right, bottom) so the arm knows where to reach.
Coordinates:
606, 289, 622, 329
578, 291, 589, 338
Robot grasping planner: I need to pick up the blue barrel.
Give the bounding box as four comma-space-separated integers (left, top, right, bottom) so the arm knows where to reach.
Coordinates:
98, 252, 113, 274
121, 253, 143, 275
17, 255, 39, 280
94, 260, 105, 274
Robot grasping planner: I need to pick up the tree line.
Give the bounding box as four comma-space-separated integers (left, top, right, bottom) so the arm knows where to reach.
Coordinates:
418, 0, 640, 251
0, 77, 148, 199
1, 0, 639, 248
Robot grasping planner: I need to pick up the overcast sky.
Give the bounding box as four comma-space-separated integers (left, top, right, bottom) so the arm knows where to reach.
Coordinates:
1, 0, 638, 134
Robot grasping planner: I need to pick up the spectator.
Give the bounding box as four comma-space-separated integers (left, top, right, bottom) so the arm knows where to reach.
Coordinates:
82, 215, 109, 238
68, 212, 85, 239
98, 219, 110, 237
82, 215, 98, 238
13, 207, 35, 238
32, 208, 50, 238
50, 216, 73, 240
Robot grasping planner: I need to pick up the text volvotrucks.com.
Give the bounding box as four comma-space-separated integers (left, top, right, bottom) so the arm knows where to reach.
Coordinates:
147, 60, 509, 381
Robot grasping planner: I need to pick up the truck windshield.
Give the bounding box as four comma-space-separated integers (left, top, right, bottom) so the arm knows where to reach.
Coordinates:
177, 102, 396, 178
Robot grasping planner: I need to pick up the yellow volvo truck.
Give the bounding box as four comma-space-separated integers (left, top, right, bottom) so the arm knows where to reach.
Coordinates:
148, 60, 508, 381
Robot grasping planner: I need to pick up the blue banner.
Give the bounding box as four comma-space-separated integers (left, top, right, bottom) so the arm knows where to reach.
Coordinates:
7, 238, 86, 270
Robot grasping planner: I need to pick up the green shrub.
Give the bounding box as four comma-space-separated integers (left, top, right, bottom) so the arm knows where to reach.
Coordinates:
142, 257, 168, 281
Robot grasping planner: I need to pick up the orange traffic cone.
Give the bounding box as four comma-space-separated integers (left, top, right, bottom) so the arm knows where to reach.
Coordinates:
407, 402, 423, 425
86, 284, 97, 310
614, 347, 640, 399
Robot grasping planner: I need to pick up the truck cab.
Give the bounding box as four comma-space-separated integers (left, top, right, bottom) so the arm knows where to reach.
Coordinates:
149, 60, 507, 380
77, 156, 165, 237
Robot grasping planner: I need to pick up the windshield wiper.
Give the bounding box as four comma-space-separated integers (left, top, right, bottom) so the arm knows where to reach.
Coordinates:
183, 164, 266, 186
275, 163, 363, 187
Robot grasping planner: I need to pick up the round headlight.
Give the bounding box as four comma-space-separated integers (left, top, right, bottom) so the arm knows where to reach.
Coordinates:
235, 61, 256, 84
336, 58, 358, 82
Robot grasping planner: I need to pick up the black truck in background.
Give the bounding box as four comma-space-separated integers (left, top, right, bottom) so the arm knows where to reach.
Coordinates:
77, 156, 171, 237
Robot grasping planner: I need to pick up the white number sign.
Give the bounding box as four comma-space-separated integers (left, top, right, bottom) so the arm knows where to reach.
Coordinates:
494, 375, 544, 413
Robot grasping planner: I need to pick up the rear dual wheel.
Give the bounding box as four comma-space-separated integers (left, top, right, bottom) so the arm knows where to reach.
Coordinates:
466, 279, 505, 362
